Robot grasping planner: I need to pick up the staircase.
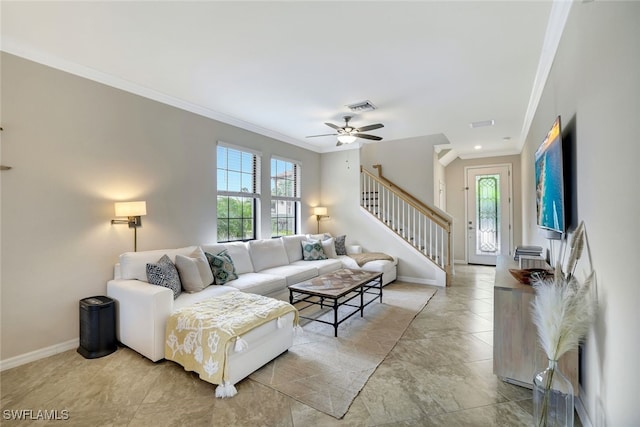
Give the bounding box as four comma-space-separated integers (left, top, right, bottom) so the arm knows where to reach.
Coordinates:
360, 165, 453, 286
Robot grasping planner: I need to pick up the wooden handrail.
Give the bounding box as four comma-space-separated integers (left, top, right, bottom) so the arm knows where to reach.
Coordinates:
362, 165, 452, 231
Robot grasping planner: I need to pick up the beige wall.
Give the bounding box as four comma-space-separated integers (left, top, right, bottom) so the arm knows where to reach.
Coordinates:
0, 53, 321, 361
360, 135, 440, 204
445, 155, 522, 262
520, 2, 639, 424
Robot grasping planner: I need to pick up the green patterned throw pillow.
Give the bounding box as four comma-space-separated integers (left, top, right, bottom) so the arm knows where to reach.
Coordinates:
205, 250, 238, 285
301, 240, 327, 261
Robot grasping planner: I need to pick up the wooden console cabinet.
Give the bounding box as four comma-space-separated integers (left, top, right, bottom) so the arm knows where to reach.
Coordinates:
493, 256, 578, 392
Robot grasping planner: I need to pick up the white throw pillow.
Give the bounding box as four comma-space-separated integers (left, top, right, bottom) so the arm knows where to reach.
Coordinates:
175, 247, 214, 293
321, 237, 338, 259
307, 233, 331, 241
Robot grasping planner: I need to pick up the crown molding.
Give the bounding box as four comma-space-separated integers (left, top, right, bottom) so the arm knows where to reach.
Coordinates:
518, 0, 574, 151
1, 38, 323, 154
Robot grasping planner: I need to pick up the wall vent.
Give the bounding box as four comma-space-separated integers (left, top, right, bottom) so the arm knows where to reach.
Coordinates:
347, 100, 377, 112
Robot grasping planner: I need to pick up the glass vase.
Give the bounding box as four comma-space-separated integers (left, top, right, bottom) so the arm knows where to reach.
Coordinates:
533, 359, 574, 427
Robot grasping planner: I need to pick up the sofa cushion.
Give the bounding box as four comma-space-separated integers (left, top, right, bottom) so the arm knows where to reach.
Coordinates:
120, 246, 198, 281
173, 284, 238, 311
223, 272, 287, 295
175, 247, 214, 293
201, 242, 254, 275
146, 255, 182, 299
282, 235, 306, 263
302, 240, 327, 261
291, 258, 343, 275
205, 250, 239, 285
259, 264, 318, 286
249, 239, 289, 272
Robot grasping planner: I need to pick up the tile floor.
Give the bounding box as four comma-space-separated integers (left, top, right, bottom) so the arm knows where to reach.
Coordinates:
0, 265, 579, 426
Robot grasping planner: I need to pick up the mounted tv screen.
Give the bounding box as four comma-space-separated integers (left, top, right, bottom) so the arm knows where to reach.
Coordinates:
535, 116, 565, 234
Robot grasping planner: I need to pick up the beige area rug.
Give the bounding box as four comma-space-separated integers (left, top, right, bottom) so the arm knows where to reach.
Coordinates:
249, 282, 437, 419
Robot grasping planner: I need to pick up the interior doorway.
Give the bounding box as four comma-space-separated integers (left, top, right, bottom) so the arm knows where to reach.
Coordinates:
465, 165, 512, 265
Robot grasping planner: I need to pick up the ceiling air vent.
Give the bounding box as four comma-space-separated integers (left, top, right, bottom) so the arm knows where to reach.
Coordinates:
347, 100, 377, 113
469, 119, 495, 129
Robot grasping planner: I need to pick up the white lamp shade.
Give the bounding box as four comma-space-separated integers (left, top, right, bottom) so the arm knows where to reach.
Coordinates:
115, 201, 147, 217
313, 206, 327, 216
337, 135, 357, 144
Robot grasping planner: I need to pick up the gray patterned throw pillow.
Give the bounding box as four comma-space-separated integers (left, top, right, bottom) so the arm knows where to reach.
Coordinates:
301, 240, 327, 261
146, 254, 182, 299
335, 235, 347, 256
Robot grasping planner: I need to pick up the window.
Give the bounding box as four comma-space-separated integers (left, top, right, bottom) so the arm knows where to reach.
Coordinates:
217, 144, 261, 242
271, 157, 300, 237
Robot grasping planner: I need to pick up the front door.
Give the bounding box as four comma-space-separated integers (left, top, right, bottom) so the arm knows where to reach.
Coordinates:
466, 165, 512, 265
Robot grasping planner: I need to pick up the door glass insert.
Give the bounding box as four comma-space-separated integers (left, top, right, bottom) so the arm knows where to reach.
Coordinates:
476, 174, 500, 255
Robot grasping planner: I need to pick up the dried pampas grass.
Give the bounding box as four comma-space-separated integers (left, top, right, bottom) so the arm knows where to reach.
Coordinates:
531, 272, 595, 360
531, 221, 595, 361
532, 220, 594, 426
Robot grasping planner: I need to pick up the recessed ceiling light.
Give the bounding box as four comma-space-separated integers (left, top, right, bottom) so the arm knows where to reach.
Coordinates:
474, 145, 482, 150
503, 136, 512, 141
469, 119, 495, 129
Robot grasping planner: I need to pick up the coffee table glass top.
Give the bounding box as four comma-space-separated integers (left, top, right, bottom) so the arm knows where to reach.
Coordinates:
288, 268, 381, 297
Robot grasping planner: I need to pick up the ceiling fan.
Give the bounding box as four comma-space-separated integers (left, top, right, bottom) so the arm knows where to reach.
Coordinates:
306, 116, 384, 146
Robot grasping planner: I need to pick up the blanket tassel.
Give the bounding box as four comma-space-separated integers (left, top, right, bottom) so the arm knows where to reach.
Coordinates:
234, 337, 249, 352
215, 381, 237, 398
294, 325, 304, 336
277, 316, 283, 328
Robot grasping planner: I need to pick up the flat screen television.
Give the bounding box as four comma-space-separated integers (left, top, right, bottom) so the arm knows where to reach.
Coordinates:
535, 116, 565, 234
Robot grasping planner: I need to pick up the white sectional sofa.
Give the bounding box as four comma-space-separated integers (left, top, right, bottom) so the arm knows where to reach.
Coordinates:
106, 234, 397, 380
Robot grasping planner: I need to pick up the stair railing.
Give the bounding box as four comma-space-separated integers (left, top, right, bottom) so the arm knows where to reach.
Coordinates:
360, 164, 453, 286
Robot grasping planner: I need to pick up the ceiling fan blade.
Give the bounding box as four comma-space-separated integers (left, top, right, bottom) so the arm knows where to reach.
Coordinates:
324, 122, 341, 130
306, 133, 338, 138
336, 141, 343, 146
356, 133, 383, 141
356, 123, 384, 132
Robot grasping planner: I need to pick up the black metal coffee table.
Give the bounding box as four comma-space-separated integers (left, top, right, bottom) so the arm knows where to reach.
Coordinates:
288, 268, 383, 337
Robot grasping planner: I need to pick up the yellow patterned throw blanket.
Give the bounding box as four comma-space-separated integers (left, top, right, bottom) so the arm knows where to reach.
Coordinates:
165, 292, 299, 398
348, 252, 394, 267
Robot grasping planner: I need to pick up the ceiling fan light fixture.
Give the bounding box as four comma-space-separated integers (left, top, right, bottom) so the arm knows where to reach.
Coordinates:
337, 135, 357, 144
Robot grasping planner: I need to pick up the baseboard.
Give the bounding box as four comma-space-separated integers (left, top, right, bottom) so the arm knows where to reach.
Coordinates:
397, 275, 442, 287
454, 259, 467, 264
0, 338, 79, 372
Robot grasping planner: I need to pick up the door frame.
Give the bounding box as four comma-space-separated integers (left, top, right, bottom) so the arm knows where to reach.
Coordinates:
463, 163, 514, 264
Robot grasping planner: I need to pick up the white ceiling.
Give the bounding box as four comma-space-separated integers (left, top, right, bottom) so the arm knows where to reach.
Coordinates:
1, 1, 568, 158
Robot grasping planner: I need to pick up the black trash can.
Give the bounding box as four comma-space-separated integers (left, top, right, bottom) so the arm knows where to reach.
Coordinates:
78, 296, 117, 359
